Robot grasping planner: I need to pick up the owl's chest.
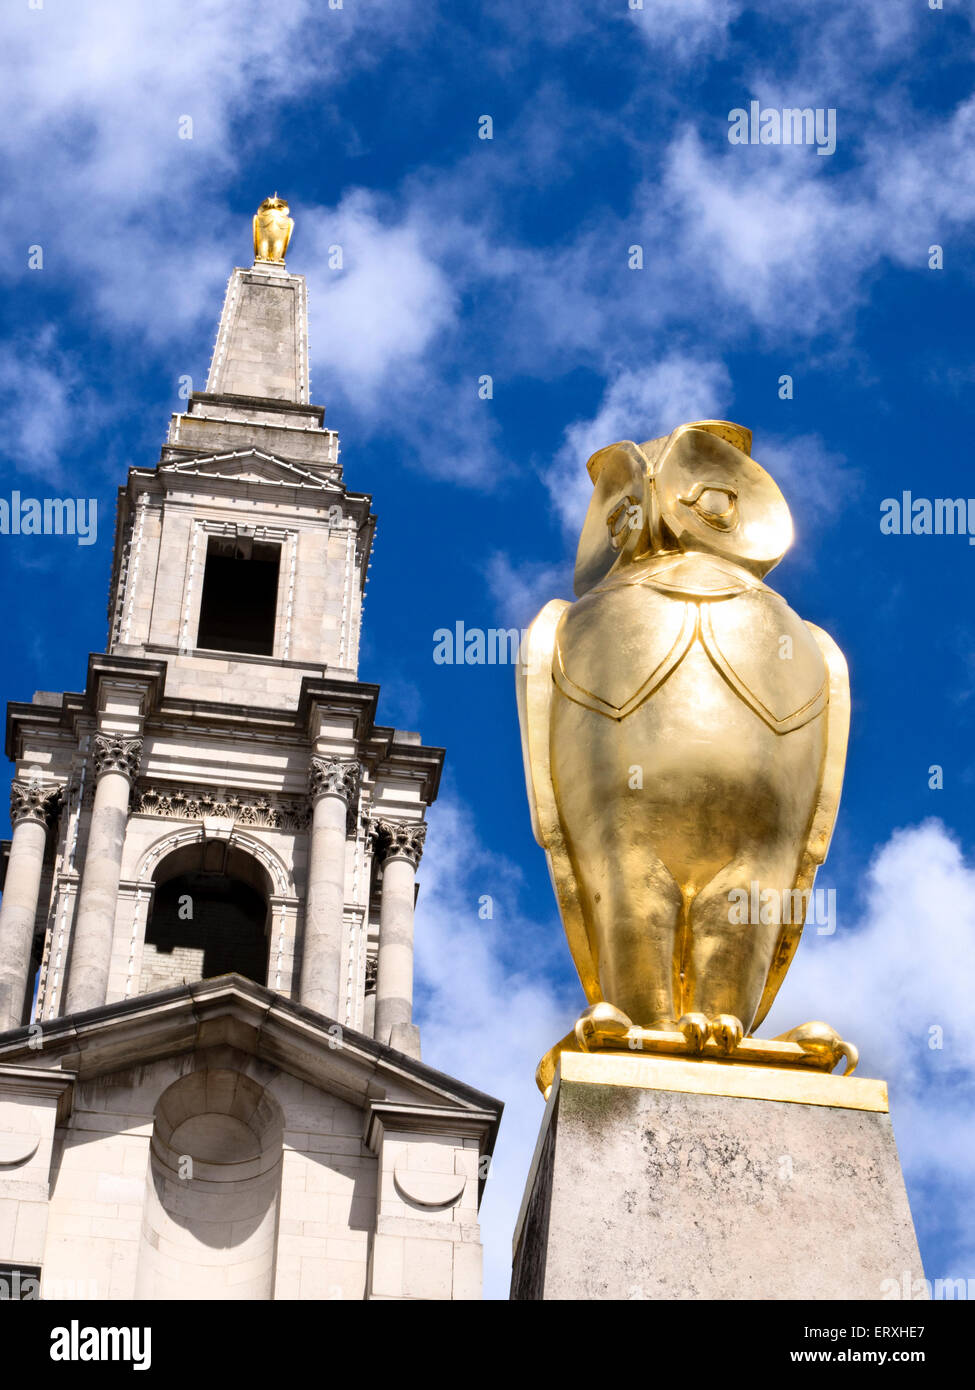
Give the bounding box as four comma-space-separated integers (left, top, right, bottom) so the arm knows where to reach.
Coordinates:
554, 575, 827, 732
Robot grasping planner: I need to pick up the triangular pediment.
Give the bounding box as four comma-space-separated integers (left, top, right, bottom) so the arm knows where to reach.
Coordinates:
160, 448, 342, 493
0, 976, 501, 1121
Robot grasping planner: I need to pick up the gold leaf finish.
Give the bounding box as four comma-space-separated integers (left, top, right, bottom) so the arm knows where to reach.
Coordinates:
518, 421, 854, 1093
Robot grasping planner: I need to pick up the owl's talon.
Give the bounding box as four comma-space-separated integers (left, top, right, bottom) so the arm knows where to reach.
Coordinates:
677, 1013, 710, 1053
574, 1001, 634, 1051
774, 1021, 859, 1075
709, 1014, 744, 1055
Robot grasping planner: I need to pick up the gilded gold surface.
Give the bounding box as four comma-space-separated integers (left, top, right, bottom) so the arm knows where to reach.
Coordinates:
556, 1051, 888, 1114
253, 194, 294, 263
518, 421, 854, 1093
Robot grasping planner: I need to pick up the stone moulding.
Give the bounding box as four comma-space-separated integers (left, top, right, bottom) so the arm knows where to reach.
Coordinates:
133, 783, 311, 831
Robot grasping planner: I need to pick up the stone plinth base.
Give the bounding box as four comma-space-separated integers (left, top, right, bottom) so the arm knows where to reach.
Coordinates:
511, 1051, 925, 1300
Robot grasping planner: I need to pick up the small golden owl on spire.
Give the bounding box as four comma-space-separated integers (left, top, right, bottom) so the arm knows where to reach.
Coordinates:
253, 194, 294, 264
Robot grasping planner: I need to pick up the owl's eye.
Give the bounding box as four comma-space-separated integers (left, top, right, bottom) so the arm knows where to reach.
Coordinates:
678, 483, 738, 531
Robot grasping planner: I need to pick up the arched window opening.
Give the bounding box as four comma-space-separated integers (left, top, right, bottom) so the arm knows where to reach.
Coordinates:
140, 841, 271, 995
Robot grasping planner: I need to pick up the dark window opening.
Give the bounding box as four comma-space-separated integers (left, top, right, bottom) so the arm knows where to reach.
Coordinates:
144, 871, 269, 986
197, 535, 280, 656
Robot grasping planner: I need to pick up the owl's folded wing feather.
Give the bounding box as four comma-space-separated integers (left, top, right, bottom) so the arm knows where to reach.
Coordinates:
516, 600, 602, 1003
752, 621, 851, 1030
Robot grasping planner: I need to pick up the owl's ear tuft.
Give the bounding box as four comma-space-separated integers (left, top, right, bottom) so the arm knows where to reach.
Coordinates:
574, 440, 652, 597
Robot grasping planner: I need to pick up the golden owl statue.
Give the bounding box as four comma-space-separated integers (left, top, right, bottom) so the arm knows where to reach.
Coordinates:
518, 421, 856, 1092
253, 195, 294, 263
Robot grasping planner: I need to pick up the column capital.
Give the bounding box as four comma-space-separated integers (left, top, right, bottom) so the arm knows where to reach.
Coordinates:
308, 757, 361, 809
9, 779, 62, 827
92, 732, 143, 782
370, 818, 427, 869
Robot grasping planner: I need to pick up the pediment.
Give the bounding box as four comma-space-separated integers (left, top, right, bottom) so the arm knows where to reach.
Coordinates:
160, 448, 341, 493
0, 976, 501, 1122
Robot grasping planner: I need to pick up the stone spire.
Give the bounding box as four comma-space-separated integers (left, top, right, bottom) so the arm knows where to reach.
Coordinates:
204, 196, 308, 403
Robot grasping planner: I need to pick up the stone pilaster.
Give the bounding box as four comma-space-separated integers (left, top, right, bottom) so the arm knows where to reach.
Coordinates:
365, 1101, 494, 1301
64, 735, 143, 1015
0, 781, 61, 1031
371, 819, 426, 1057
300, 758, 360, 1020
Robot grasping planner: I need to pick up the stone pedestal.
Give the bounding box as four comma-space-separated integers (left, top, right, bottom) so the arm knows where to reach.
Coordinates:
511, 1051, 926, 1301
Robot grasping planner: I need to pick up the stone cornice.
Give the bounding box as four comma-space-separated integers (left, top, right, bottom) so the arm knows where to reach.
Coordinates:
299, 676, 380, 746
365, 727, 445, 807
83, 652, 167, 720
5, 699, 72, 763
189, 390, 327, 425
0, 975, 504, 1134
364, 1101, 498, 1154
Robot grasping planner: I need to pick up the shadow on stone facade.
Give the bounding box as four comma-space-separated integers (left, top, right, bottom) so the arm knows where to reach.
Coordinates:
135, 1068, 284, 1299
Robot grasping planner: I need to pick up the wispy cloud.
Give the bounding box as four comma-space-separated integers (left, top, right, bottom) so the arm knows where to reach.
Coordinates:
628, 0, 744, 62
0, 328, 98, 482
769, 819, 975, 1277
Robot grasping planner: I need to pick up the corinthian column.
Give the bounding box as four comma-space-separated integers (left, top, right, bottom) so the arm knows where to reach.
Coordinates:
301, 757, 360, 1020
372, 819, 426, 1056
0, 781, 61, 1031
64, 733, 142, 1015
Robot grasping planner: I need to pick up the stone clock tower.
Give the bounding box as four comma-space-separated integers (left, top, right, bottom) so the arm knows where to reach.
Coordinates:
0, 204, 500, 1301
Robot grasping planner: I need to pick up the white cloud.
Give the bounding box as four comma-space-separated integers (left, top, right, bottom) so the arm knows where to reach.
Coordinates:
658, 129, 872, 336
628, 0, 744, 62
302, 192, 458, 404
0, 0, 422, 338
654, 85, 975, 343
0, 328, 95, 482
768, 820, 975, 1274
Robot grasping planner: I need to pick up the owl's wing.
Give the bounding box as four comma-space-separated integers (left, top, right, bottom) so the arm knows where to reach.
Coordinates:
252, 214, 259, 255
516, 599, 601, 1003
752, 621, 850, 1029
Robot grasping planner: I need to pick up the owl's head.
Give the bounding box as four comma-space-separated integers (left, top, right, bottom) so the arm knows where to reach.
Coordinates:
573, 421, 793, 596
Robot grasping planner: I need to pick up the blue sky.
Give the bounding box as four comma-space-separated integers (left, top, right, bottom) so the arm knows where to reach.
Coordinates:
2, 0, 975, 1298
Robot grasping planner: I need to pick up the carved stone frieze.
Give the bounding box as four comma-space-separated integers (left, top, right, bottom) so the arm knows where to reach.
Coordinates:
134, 783, 310, 831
